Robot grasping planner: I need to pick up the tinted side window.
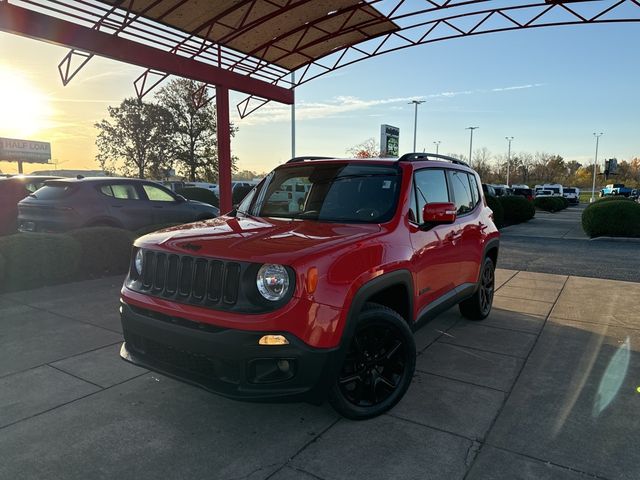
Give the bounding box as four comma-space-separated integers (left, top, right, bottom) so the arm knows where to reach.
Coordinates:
414, 169, 449, 223
468, 173, 480, 206
143, 184, 175, 202
110, 184, 140, 200
450, 171, 474, 215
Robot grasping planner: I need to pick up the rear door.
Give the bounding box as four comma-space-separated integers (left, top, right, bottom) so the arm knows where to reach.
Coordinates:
141, 183, 196, 225
100, 182, 150, 229
447, 169, 484, 286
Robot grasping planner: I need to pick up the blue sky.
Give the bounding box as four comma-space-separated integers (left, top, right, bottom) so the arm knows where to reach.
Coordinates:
0, 13, 637, 174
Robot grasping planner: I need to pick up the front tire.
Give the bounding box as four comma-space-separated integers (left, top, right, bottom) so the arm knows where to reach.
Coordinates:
459, 256, 495, 321
328, 303, 416, 420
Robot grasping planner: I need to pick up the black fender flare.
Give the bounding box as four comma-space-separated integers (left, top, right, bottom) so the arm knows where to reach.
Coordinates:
310, 269, 414, 402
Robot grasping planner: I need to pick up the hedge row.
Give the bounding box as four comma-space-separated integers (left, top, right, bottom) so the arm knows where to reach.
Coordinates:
486, 195, 504, 228
582, 199, 640, 238
0, 224, 178, 292
497, 195, 535, 226
534, 196, 569, 212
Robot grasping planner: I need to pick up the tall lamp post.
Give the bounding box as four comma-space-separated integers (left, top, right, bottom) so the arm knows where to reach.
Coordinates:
466, 126, 479, 166
505, 136, 514, 185
433, 140, 441, 155
409, 100, 425, 152
591, 132, 603, 203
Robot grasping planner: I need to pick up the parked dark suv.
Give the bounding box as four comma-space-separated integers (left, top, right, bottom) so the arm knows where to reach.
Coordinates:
120, 153, 499, 419
0, 175, 60, 235
18, 177, 219, 233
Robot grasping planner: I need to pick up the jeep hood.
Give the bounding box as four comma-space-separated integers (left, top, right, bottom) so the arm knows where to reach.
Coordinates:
136, 215, 382, 264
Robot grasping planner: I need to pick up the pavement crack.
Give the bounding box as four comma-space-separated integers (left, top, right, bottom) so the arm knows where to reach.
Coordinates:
225, 463, 280, 480
464, 440, 482, 468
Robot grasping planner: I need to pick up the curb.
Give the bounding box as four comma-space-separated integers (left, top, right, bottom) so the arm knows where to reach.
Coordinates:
590, 236, 640, 243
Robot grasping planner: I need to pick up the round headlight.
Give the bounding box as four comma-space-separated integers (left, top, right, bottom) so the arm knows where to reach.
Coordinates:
135, 249, 144, 276
256, 264, 290, 301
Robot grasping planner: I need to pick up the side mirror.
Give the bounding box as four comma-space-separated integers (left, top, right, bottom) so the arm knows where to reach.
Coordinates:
421, 202, 457, 229
176, 195, 187, 203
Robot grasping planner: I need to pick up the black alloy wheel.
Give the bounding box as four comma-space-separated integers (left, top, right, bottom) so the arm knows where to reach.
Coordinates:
459, 256, 495, 321
329, 303, 416, 420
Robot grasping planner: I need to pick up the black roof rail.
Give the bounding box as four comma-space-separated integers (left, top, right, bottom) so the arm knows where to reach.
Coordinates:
286, 156, 336, 164
397, 152, 469, 167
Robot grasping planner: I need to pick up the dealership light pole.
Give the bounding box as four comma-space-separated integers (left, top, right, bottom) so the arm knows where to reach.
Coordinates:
409, 100, 425, 152
505, 136, 514, 185
433, 140, 441, 155
466, 126, 478, 166
591, 132, 603, 203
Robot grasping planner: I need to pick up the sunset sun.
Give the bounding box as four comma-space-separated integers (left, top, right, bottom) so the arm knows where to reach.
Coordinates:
0, 66, 52, 139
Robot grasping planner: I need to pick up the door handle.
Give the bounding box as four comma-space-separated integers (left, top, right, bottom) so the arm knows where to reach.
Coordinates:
111, 205, 123, 208
153, 206, 163, 209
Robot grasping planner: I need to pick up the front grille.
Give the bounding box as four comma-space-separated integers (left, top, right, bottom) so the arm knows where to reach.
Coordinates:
135, 251, 243, 308
127, 333, 240, 384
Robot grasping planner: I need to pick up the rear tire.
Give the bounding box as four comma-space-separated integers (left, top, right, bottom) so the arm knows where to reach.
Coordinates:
328, 303, 416, 420
459, 257, 495, 321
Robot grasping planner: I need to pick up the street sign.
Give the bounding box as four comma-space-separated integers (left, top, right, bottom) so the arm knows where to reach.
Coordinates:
380, 124, 399, 158
0, 137, 51, 164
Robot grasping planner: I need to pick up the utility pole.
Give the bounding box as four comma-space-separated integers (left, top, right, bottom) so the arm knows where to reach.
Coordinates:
433, 140, 441, 155
591, 132, 603, 203
505, 136, 514, 185
409, 100, 425, 152
466, 127, 479, 166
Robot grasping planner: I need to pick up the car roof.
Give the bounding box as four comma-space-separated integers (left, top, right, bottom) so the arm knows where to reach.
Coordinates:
279, 154, 476, 173
43, 177, 154, 184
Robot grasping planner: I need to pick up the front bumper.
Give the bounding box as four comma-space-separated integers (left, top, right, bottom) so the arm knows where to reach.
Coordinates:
120, 302, 339, 403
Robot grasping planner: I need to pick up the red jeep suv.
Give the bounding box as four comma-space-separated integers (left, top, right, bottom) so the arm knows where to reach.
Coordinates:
120, 153, 499, 419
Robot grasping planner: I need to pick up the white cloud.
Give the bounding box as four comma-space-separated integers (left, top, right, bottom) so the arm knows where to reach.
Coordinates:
237, 83, 545, 125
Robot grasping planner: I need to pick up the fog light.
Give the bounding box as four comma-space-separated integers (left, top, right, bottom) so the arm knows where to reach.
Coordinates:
258, 335, 289, 345
277, 359, 290, 372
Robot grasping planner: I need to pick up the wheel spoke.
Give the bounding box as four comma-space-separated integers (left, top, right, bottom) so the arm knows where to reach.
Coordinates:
376, 375, 397, 390
339, 373, 361, 385
384, 341, 402, 360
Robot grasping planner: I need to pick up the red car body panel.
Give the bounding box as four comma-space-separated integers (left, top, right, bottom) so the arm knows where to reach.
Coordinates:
120, 160, 499, 350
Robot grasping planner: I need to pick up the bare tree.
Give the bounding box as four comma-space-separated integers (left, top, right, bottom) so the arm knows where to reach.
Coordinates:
346, 138, 381, 158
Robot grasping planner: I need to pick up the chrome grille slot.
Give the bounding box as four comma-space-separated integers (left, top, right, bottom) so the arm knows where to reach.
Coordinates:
223, 263, 241, 305
166, 255, 179, 294
207, 261, 223, 303
192, 259, 207, 300
153, 253, 166, 292
178, 257, 193, 296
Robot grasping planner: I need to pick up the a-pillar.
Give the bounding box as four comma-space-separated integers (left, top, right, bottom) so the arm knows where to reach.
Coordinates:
216, 85, 232, 214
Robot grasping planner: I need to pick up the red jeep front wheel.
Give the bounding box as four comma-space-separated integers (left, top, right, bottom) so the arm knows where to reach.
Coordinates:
329, 303, 416, 420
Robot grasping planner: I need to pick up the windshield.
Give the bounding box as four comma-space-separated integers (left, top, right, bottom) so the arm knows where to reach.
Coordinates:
565, 188, 576, 193
240, 163, 401, 223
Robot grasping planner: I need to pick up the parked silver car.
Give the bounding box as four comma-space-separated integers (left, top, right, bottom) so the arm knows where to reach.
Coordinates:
18, 177, 219, 233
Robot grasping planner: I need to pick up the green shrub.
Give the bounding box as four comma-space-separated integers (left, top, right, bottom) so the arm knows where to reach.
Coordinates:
498, 195, 535, 225
595, 195, 634, 204
535, 196, 566, 212
177, 187, 219, 207
0, 253, 5, 287
582, 200, 640, 238
68, 227, 134, 277
134, 223, 182, 238
486, 195, 504, 228
0, 233, 80, 291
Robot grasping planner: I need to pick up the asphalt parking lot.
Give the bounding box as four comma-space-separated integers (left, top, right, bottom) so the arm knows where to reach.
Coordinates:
500, 204, 640, 282
2, 269, 639, 480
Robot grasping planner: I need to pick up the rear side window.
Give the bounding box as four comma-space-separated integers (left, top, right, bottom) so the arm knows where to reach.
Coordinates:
450, 170, 474, 215
31, 184, 74, 200
468, 174, 480, 206
100, 184, 140, 200
413, 169, 449, 223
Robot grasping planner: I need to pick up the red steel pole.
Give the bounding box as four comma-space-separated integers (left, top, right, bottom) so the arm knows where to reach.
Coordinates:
216, 85, 232, 214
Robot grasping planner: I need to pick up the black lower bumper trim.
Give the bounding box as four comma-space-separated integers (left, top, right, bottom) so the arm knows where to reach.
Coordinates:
120, 302, 339, 403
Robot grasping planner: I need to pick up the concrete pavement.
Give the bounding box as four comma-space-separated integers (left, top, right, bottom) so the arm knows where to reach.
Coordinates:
1, 270, 639, 479
499, 204, 640, 282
